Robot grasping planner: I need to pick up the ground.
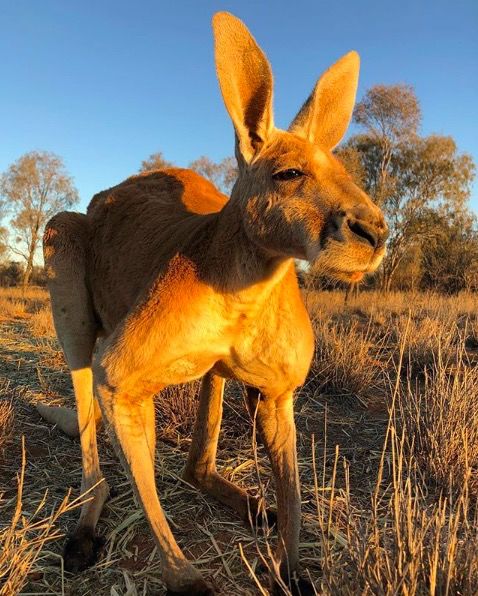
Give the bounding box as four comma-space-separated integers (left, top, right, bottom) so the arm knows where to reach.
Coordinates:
1, 287, 477, 595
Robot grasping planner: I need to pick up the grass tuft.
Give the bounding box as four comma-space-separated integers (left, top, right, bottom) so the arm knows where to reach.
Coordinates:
0, 438, 83, 596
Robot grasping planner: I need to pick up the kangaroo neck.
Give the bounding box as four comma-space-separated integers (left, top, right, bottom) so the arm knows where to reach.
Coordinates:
190, 195, 294, 295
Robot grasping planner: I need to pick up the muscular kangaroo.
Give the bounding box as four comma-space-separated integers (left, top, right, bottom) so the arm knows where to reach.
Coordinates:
37, 12, 387, 595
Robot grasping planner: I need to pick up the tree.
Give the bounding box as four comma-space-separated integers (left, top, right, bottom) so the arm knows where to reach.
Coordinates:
348, 85, 475, 291
335, 145, 365, 187
353, 84, 420, 206
381, 135, 474, 290
138, 151, 238, 194
420, 208, 478, 293
189, 156, 237, 194
0, 151, 79, 285
139, 151, 173, 172
218, 156, 238, 193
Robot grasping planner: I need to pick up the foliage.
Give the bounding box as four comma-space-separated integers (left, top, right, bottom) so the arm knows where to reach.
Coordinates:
189, 155, 237, 194
334, 146, 365, 187
384, 135, 474, 290
345, 85, 476, 291
139, 151, 173, 172
353, 84, 420, 206
420, 208, 478, 292
0, 151, 78, 285
354, 84, 421, 144
0, 262, 23, 287
139, 151, 238, 194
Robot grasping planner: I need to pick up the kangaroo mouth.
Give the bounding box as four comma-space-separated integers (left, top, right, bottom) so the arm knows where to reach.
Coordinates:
313, 235, 386, 283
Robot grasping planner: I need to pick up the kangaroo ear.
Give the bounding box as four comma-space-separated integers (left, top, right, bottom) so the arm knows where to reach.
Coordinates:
213, 12, 274, 164
289, 51, 360, 150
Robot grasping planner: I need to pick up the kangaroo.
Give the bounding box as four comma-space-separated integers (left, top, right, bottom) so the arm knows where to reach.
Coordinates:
37, 11, 387, 595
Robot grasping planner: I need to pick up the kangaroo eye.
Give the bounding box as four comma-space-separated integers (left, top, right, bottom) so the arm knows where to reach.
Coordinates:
272, 168, 304, 181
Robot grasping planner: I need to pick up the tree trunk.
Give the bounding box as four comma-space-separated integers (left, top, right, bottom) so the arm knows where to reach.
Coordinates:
381, 259, 400, 292
22, 235, 38, 286
22, 254, 34, 286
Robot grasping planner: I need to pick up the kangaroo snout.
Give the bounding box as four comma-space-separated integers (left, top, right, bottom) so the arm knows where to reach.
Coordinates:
331, 207, 388, 251
347, 219, 379, 248
347, 216, 388, 249
345, 200, 388, 247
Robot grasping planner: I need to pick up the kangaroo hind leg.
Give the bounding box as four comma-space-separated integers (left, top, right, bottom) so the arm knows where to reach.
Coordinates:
94, 372, 214, 594
183, 373, 276, 528
40, 212, 108, 572
246, 387, 314, 595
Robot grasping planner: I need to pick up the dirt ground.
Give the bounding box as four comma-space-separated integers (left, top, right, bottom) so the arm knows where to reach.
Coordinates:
1, 288, 477, 595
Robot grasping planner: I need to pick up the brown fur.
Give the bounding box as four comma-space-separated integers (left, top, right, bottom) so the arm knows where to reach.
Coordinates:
38, 12, 387, 594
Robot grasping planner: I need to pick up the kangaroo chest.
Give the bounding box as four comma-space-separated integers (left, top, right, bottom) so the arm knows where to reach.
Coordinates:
215, 296, 315, 394
134, 295, 313, 393
104, 258, 314, 396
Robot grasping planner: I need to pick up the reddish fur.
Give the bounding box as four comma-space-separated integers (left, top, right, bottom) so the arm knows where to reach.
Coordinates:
39, 12, 388, 594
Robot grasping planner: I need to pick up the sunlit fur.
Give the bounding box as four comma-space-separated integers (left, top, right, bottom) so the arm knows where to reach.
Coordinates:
232, 131, 387, 279
37, 12, 387, 595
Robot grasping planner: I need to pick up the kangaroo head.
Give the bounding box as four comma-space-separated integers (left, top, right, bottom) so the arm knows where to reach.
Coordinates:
213, 12, 387, 282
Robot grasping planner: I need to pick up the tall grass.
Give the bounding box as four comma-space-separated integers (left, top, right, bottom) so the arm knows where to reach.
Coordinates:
0, 398, 13, 456
0, 440, 84, 595
308, 317, 387, 402
0, 287, 55, 337
312, 428, 478, 595
400, 353, 478, 496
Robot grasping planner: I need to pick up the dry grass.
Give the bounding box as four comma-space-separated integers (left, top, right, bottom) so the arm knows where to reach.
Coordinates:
0, 297, 27, 320
399, 349, 478, 495
0, 385, 14, 456
28, 306, 55, 338
307, 316, 387, 403
0, 287, 51, 328
0, 286, 48, 311
0, 439, 84, 595
0, 286, 55, 338
313, 429, 478, 595
0, 287, 477, 594
155, 382, 200, 441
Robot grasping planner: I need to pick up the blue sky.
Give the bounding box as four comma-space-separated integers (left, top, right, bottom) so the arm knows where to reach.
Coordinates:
1, 0, 477, 212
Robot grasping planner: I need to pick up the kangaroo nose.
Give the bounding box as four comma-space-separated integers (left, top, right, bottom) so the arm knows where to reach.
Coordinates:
347, 219, 380, 248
